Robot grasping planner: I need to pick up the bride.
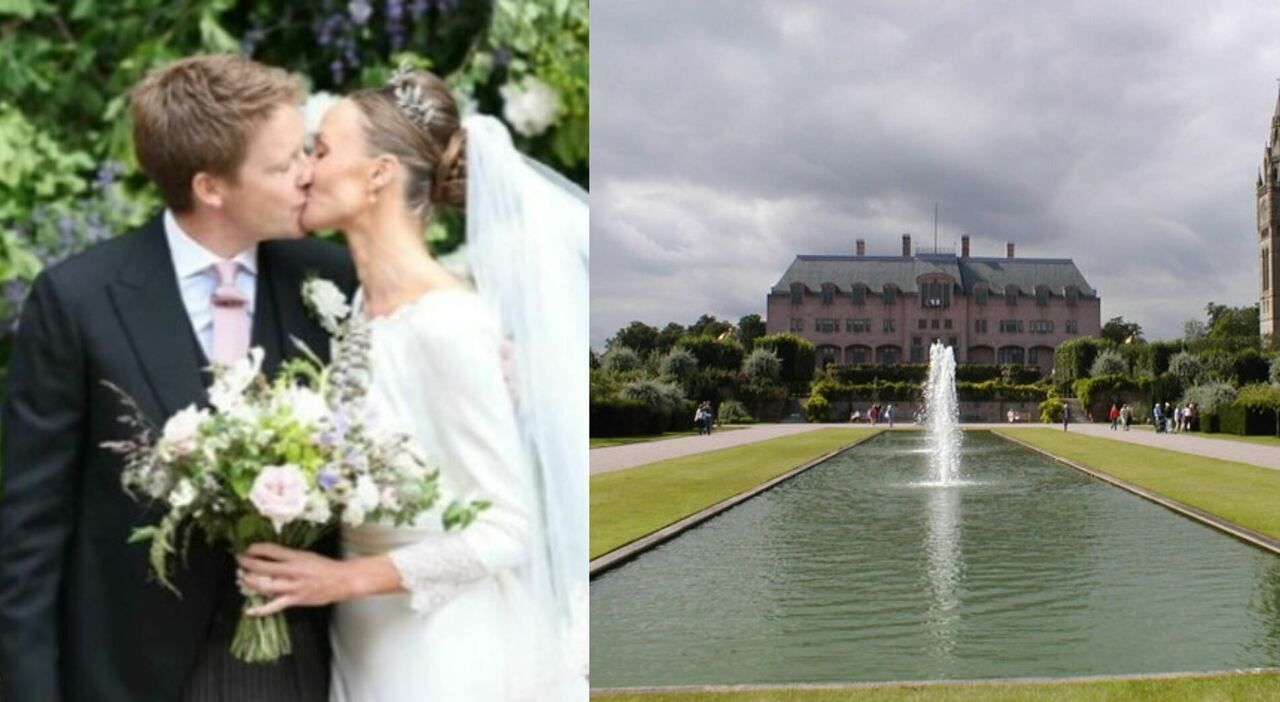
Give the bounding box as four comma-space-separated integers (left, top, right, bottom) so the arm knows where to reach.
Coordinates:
235, 67, 587, 701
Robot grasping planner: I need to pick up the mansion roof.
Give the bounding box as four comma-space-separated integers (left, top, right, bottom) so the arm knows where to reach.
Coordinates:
770, 253, 1097, 297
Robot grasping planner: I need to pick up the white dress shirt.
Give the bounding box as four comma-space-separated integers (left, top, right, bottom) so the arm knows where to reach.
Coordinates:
163, 210, 258, 359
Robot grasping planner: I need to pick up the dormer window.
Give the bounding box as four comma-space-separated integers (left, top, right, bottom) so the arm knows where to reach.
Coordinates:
882, 284, 897, 305
821, 283, 837, 305
790, 282, 805, 305
920, 279, 951, 309
975, 285, 988, 306
1035, 285, 1049, 306
1005, 284, 1019, 306
1065, 286, 1079, 307
851, 284, 867, 305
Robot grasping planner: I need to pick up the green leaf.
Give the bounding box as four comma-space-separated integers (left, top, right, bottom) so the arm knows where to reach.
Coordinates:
0, 0, 41, 20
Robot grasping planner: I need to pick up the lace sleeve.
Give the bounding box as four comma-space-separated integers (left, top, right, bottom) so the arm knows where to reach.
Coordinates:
382, 293, 533, 614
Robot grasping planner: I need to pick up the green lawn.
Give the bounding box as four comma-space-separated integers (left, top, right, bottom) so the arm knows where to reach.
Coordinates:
590, 428, 878, 558
593, 671, 1280, 701
995, 428, 1280, 540
590, 425, 746, 449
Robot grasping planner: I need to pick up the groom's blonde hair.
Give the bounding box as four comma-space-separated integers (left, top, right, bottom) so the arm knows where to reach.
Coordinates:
130, 54, 302, 213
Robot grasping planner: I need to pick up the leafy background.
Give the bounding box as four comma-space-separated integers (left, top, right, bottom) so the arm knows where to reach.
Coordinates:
0, 0, 588, 394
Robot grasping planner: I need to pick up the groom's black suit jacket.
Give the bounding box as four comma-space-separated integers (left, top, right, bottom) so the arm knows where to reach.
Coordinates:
0, 214, 357, 702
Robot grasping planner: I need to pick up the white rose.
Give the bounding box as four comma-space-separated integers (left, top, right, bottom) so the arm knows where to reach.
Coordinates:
248, 464, 310, 533
280, 386, 330, 427
209, 348, 264, 411
500, 76, 561, 137
169, 478, 198, 509
302, 492, 332, 524
354, 476, 381, 512
303, 279, 350, 334
159, 405, 208, 459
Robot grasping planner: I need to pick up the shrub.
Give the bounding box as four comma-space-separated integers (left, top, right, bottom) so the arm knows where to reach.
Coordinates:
1148, 372, 1184, 407
620, 378, 685, 415
1073, 374, 1146, 420
659, 347, 698, 381
742, 348, 782, 382
1167, 351, 1204, 387
589, 397, 654, 437
1053, 337, 1108, 389
1181, 382, 1238, 415
1270, 355, 1280, 385
601, 346, 642, 373
1232, 349, 1271, 386
1090, 350, 1127, 378
1039, 398, 1064, 423
676, 335, 745, 373
755, 333, 817, 385
717, 399, 754, 423
804, 394, 832, 423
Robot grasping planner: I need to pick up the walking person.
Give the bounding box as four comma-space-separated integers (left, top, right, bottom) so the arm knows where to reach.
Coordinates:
1109, 403, 1119, 431
1063, 403, 1071, 432
1121, 403, 1132, 431
885, 403, 895, 428
1153, 402, 1164, 433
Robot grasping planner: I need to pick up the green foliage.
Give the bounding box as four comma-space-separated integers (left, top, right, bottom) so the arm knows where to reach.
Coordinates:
753, 333, 816, 385
737, 313, 766, 351
1148, 372, 1184, 407
675, 334, 744, 373
609, 320, 660, 357
1271, 355, 1280, 385
1100, 316, 1143, 345
600, 346, 641, 373
1167, 351, 1204, 386
619, 378, 684, 414
658, 347, 698, 381
741, 347, 781, 382
804, 393, 832, 423
1073, 374, 1146, 418
1039, 398, 1064, 423
1182, 382, 1239, 414
716, 399, 753, 424
1089, 349, 1127, 378
686, 313, 732, 339
1232, 349, 1271, 386
1053, 337, 1108, 389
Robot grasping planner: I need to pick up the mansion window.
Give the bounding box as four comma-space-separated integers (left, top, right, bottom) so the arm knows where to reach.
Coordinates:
816, 318, 839, 333
1029, 348, 1040, 365
790, 283, 805, 305
882, 285, 897, 305
790, 318, 804, 332
847, 318, 872, 333
944, 319, 953, 330
1066, 287, 1079, 307
820, 346, 839, 367
851, 285, 867, 305
821, 285, 836, 305
1264, 249, 1270, 292
883, 318, 896, 333
1066, 320, 1079, 334
975, 319, 988, 333
931, 318, 940, 329
975, 286, 989, 306
999, 319, 1023, 333
1035, 286, 1049, 306
910, 337, 923, 363
1005, 286, 1019, 306
848, 346, 869, 363
1030, 319, 1054, 334
918, 319, 927, 329
997, 346, 1026, 365
921, 280, 950, 308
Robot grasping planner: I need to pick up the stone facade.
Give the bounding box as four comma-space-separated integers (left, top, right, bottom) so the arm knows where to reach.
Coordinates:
1258, 89, 1280, 339
765, 236, 1102, 375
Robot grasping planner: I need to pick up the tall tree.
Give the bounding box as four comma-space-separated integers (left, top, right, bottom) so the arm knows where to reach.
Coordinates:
737, 313, 767, 350
688, 314, 732, 339
655, 322, 686, 355
1100, 316, 1143, 345
607, 321, 660, 356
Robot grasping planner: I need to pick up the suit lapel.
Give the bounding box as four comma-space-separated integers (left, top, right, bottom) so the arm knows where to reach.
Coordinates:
106, 215, 208, 421
260, 242, 333, 366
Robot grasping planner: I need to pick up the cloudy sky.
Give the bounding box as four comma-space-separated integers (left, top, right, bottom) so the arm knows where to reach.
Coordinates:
589, 0, 1280, 348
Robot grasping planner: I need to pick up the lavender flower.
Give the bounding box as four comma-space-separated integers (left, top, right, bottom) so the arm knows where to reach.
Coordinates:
348, 0, 373, 25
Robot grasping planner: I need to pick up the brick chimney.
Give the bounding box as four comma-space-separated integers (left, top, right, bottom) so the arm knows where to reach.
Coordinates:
856, 239, 866, 256
902, 234, 911, 257
1006, 242, 1015, 259
961, 235, 970, 258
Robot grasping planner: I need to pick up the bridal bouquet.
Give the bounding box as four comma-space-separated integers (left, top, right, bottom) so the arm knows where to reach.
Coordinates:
102, 280, 488, 663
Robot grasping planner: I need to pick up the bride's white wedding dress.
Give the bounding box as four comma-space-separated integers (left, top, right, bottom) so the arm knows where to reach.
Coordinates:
330, 288, 573, 701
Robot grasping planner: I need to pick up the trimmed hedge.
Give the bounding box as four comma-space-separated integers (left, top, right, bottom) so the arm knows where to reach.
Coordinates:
1053, 337, 1109, 390
589, 398, 696, 437
824, 363, 1042, 385
755, 333, 817, 385
676, 335, 745, 373
810, 379, 1047, 403
1217, 402, 1276, 436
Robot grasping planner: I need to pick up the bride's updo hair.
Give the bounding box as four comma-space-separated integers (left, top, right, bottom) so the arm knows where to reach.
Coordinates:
348, 68, 465, 215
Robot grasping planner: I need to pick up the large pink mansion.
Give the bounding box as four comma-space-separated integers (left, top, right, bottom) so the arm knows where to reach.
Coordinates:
764, 235, 1101, 375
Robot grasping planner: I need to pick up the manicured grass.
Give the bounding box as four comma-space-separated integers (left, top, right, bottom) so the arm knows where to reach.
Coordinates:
592, 671, 1280, 701
590, 428, 878, 558
590, 425, 746, 449
995, 428, 1280, 540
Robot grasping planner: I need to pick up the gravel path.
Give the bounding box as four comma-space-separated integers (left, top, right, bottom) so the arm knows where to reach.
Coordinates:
590, 424, 837, 475
1007, 422, 1280, 470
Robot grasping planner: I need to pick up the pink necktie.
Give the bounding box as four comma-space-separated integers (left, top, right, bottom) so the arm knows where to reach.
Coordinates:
210, 260, 250, 365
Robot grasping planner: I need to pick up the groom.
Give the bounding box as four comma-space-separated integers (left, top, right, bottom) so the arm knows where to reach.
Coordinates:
0, 55, 355, 701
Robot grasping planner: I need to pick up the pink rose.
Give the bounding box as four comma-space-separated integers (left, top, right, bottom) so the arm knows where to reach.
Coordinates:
248, 464, 310, 533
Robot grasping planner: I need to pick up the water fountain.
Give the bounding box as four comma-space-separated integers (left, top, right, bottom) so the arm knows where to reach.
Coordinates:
922, 341, 963, 485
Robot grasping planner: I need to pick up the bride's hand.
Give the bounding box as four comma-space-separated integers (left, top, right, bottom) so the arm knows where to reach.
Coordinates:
236, 543, 404, 616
